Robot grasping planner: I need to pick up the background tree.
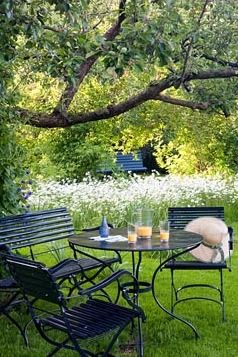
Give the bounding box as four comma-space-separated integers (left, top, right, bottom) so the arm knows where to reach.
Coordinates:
2, 0, 238, 128
1, 0, 238, 212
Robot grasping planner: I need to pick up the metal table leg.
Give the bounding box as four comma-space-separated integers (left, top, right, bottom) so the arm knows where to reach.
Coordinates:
151, 245, 201, 339
132, 251, 144, 357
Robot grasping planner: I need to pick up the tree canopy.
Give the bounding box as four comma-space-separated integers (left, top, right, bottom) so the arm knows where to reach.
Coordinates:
2, 0, 238, 128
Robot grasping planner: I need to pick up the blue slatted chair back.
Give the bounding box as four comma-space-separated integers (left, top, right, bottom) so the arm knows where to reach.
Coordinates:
168, 206, 225, 229
0, 207, 74, 251
5, 255, 62, 304
116, 151, 147, 173
98, 150, 147, 174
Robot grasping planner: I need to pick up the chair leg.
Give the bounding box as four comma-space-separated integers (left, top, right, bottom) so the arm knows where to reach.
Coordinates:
220, 269, 226, 321
170, 269, 177, 313
137, 317, 144, 357
3, 311, 28, 346
170, 268, 226, 321
101, 322, 140, 357
0, 292, 28, 346
47, 338, 71, 357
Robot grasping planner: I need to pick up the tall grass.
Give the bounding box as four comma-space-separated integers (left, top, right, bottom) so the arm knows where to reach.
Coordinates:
28, 173, 238, 228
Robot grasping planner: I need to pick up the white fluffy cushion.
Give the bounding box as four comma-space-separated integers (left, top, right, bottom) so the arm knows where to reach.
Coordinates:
184, 217, 230, 263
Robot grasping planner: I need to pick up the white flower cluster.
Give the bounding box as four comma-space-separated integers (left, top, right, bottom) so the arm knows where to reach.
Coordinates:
28, 173, 238, 229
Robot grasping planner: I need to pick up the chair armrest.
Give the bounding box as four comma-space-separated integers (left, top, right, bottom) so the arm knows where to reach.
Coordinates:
80, 269, 146, 321
79, 269, 138, 296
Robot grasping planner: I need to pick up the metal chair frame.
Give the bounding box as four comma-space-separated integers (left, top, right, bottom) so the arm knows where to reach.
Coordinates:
5, 254, 145, 357
0, 226, 121, 346
0, 209, 122, 343
0, 279, 28, 345
165, 206, 233, 321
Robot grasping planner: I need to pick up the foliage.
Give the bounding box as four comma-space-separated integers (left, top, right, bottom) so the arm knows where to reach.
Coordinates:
17, 90, 238, 179
3, 1, 238, 202
14, 33, 238, 177
16, 126, 60, 179
153, 107, 238, 175
0, 118, 26, 216
16, 70, 161, 179
48, 125, 115, 180
2, 0, 238, 127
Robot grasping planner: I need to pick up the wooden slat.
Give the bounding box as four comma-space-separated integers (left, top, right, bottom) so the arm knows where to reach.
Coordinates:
0, 221, 73, 238
168, 206, 224, 229
116, 151, 147, 172
6, 258, 61, 303
0, 207, 74, 250
0, 208, 68, 224
98, 150, 147, 174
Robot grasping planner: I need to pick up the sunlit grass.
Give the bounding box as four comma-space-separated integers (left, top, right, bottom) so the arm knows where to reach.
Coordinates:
0, 252, 237, 356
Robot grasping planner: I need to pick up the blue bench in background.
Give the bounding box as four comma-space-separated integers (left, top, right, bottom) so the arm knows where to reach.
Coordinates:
98, 150, 147, 174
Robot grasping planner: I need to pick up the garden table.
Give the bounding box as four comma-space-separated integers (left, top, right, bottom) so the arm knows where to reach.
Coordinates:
69, 228, 202, 349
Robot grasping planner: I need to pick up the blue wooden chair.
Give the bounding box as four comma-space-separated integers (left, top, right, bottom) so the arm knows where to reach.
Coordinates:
98, 150, 147, 174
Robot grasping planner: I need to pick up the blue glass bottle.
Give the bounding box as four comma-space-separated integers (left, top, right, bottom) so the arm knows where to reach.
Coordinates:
99, 216, 109, 238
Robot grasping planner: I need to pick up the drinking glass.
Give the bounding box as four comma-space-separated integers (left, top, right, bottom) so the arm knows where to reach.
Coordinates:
159, 220, 170, 242
127, 223, 137, 243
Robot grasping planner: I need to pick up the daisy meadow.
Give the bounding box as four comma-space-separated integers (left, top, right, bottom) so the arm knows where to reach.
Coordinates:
28, 173, 238, 229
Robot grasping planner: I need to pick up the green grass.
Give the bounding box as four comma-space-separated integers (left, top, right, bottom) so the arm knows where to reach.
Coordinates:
0, 247, 237, 357
2, 174, 238, 356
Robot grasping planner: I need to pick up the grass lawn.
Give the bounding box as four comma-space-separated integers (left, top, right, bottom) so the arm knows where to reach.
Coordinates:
1, 174, 238, 356
0, 247, 237, 357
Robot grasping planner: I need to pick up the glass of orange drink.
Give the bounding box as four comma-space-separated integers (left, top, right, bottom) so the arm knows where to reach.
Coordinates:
127, 223, 137, 243
159, 220, 170, 242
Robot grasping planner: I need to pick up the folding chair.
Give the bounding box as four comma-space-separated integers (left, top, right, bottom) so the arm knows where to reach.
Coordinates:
164, 206, 233, 321
0, 245, 28, 345
5, 254, 145, 357
0, 235, 119, 346
0, 276, 28, 344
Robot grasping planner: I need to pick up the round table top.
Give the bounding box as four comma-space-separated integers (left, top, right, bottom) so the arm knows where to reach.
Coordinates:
69, 228, 202, 252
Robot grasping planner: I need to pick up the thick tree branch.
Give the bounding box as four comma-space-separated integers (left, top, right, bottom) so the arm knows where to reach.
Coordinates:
54, 0, 127, 115
185, 68, 238, 81
20, 79, 171, 127
17, 67, 238, 128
